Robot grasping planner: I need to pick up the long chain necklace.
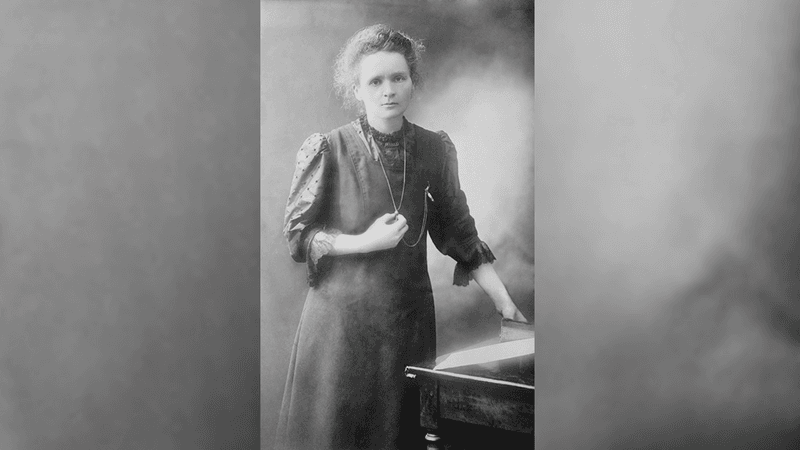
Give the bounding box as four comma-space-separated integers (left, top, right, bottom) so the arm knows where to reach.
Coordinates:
373, 131, 429, 248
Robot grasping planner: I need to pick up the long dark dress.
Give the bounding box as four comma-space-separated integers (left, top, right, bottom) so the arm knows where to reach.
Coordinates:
276, 118, 494, 450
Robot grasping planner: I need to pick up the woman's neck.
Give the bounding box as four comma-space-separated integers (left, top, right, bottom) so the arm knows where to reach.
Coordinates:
365, 115, 403, 134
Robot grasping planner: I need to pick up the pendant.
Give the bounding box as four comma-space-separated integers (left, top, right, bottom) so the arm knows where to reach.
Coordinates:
425, 183, 434, 202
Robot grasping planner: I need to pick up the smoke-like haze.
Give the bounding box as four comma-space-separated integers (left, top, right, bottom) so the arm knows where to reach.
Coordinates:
415, 54, 535, 342
536, 0, 800, 447
261, 0, 533, 446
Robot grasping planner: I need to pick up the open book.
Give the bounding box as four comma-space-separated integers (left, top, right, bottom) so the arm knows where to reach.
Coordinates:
434, 319, 534, 371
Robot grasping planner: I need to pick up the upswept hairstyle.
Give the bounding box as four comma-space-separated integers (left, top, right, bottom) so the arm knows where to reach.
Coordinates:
333, 24, 425, 111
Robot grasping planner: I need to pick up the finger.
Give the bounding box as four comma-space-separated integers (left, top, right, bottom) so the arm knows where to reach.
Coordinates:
380, 213, 395, 223
399, 224, 409, 235
394, 214, 407, 227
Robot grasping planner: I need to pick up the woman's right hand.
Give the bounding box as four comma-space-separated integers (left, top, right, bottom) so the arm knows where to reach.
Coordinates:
358, 213, 408, 253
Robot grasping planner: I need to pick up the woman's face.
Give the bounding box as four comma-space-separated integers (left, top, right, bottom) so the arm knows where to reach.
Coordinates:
354, 51, 413, 125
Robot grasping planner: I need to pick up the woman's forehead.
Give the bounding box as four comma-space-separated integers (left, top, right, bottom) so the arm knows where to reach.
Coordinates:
358, 51, 409, 77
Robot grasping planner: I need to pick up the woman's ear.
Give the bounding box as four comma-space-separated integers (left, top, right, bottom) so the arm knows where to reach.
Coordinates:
352, 84, 362, 102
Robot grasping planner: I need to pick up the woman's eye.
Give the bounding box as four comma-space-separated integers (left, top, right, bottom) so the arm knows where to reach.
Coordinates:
394, 76, 406, 82
370, 79, 380, 86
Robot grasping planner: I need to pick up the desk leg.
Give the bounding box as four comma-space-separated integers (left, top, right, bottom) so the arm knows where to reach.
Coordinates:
425, 432, 441, 442
417, 379, 439, 426
425, 431, 442, 450
417, 377, 440, 448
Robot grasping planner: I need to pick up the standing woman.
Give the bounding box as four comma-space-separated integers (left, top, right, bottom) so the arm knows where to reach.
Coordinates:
277, 24, 528, 450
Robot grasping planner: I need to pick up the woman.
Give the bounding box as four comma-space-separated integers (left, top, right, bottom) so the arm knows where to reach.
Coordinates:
277, 24, 528, 450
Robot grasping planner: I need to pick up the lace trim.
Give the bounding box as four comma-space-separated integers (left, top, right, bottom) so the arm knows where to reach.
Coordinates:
453, 241, 497, 287
359, 115, 409, 144
309, 229, 340, 266
306, 228, 341, 287
357, 116, 415, 169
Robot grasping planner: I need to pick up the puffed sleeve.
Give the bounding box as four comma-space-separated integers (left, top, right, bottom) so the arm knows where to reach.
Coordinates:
283, 133, 332, 285
428, 131, 496, 286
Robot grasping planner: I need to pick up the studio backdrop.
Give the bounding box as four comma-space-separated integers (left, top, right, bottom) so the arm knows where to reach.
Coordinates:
261, 0, 534, 445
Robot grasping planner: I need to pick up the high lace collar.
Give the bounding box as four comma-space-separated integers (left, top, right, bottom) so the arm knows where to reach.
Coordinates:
359, 115, 410, 145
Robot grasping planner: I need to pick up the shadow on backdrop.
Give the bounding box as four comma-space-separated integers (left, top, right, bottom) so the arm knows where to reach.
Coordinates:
261, 0, 534, 446
0, 1, 260, 448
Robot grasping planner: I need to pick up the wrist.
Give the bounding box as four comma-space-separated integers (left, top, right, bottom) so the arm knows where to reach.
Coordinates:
332, 233, 369, 255
491, 289, 514, 310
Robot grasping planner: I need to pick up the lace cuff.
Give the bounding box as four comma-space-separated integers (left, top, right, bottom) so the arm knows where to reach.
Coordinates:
453, 241, 496, 287
306, 228, 341, 287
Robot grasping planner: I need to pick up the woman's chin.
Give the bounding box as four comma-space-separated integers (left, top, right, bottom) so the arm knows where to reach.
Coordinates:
376, 112, 406, 122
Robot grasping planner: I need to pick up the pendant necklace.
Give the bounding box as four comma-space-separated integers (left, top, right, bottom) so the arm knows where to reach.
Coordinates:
372, 128, 430, 248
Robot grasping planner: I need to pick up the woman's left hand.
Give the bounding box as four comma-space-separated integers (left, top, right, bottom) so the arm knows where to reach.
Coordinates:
470, 263, 530, 324
499, 303, 529, 323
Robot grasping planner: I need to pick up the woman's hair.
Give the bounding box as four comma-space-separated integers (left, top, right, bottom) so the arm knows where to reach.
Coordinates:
333, 24, 425, 111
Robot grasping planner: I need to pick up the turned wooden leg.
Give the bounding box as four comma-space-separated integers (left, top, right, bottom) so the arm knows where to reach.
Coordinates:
425, 431, 442, 449
425, 432, 441, 442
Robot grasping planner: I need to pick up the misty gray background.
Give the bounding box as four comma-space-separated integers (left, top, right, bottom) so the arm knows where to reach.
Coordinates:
261, 0, 533, 446
0, 1, 260, 448
537, 0, 800, 448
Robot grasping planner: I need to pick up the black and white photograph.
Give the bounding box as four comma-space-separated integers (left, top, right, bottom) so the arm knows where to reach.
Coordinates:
261, 1, 534, 449
5, 0, 800, 448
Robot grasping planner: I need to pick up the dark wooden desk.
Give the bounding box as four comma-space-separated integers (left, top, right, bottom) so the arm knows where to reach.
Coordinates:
405, 354, 534, 449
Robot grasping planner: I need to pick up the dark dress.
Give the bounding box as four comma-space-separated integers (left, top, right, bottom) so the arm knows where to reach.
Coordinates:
276, 117, 494, 450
